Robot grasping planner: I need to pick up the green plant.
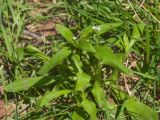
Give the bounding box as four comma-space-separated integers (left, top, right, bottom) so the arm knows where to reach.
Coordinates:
4, 23, 158, 119
1, 0, 160, 120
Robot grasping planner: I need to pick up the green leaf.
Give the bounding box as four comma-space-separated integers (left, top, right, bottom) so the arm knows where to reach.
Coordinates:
38, 47, 71, 75
37, 90, 71, 107
15, 47, 24, 61
56, 24, 74, 43
79, 26, 93, 39
91, 81, 106, 107
25, 45, 49, 61
138, 23, 145, 33
72, 111, 85, 120
34, 76, 57, 87
94, 45, 129, 74
79, 23, 122, 39
132, 25, 140, 39
77, 39, 96, 52
125, 98, 158, 120
75, 72, 91, 91
122, 33, 130, 56
123, 33, 129, 49
111, 85, 128, 100
106, 70, 118, 82
81, 98, 97, 120
1, 25, 14, 57
71, 54, 83, 72
5, 76, 44, 92
106, 53, 124, 82
129, 25, 141, 56
97, 22, 122, 35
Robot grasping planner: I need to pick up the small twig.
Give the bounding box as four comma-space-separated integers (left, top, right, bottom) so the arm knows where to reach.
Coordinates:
135, 0, 160, 24
140, 0, 145, 7
123, 74, 133, 96
128, 0, 141, 22
128, 61, 137, 69
124, 59, 134, 96
23, 29, 45, 41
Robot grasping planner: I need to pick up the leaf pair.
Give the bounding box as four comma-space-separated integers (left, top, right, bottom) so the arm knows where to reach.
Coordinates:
56, 22, 122, 41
